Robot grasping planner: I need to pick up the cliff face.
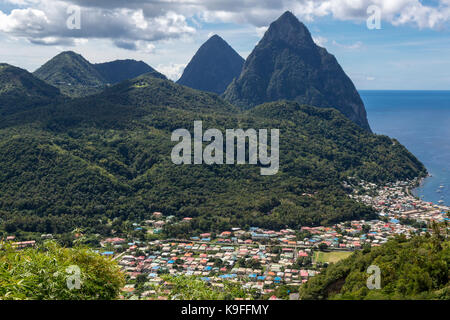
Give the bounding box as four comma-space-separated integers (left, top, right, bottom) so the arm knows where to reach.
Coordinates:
177, 35, 244, 94
223, 11, 371, 131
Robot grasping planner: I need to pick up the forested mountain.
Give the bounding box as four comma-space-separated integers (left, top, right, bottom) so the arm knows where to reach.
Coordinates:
33, 51, 106, 97
177, 35, 244, 94
93, 59, 166, 84
33, 51, 164, 97
300, 233, 450, 300
0, 71, 426, 237
223, 11, 371, 131
0, 63, 63, 116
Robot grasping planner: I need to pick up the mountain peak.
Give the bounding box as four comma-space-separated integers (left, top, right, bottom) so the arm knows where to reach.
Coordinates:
94, 59, 166, 84
59, 50, 79, 56
223, 11, 371, 131
208, 34, 222, 41
34, 51, 165, 97
263, 11, 315, 48
177, 35, 244, 94
277, 11, 300, 23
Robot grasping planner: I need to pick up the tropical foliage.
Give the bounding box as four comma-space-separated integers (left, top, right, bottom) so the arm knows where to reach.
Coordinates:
0, 73, 426, 239
0, 241, 125, 300
299, 231, 450, 300
152, 275, 255, 300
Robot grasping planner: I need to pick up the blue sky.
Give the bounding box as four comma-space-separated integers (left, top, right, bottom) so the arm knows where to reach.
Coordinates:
0, 0, 449, 89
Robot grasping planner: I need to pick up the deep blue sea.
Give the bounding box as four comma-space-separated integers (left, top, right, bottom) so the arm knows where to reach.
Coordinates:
359, 90, 450, 206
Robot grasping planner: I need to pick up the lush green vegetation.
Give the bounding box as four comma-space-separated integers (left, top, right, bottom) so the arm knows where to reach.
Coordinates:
0, 241, 125, 299
32, 51, 165, 97
94, 59, 166, 85
300, 231, 450, 300
0, 63, 63, 116
0, 72, 426, 239
33, 51, 106, 97
151, 275, 255, 300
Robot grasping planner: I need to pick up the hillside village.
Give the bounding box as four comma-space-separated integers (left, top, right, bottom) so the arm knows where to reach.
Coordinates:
109, 180, 449, 300
4, 179, 449, 300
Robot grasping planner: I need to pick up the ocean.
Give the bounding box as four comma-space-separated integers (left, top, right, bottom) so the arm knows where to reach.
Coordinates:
360, 90, 450, 206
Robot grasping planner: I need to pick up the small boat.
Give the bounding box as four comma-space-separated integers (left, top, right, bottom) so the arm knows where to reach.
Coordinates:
438, 200, 444, 204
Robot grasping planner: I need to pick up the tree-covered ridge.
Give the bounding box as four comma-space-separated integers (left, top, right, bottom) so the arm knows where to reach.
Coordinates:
0, 241, 125, 300
299, 233, 450, 300
0, 76, 426, 237
33, 51, 106, 97
94, 59, 166, 85
0, 63, 63, 116
33, 51, 165, 97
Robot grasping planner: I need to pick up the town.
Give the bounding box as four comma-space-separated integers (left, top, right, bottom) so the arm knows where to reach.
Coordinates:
4, 178, 449, 300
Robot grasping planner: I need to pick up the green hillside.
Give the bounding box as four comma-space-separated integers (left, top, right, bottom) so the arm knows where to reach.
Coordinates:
300, 232, 450, 300
33, 51, 106, 97
94, 59, 166, 84
33, 52, 165, 98
0, 75, 426, 238
0, 63, 62, 116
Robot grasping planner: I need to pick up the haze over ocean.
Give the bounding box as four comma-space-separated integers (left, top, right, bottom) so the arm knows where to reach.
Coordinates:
361, 90, 450, 206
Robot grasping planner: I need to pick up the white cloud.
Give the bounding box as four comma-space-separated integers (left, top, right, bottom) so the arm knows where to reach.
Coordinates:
156, 63, 186, 81
255, 26, 268, 37
332, 40, 364, 50
313, 36, 328, 47
0, 0, 195, 49
1, 0, 449, 51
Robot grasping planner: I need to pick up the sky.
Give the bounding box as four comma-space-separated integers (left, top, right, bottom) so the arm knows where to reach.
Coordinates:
0, 0, 449, 90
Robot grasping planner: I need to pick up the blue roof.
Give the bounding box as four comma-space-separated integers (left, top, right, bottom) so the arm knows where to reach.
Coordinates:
249, 274, 257, 278
390, 219, 400, 223
200, 277, 210, 281
101, 251, 114, 255
168, 260, 175, 264
274, 277, 282, 281
148, 273, 157, 277
204, 266, 212, 271
257, 276, 266, 280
